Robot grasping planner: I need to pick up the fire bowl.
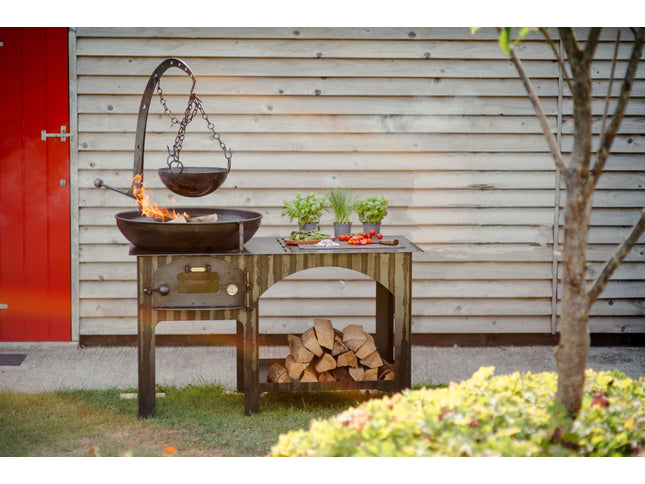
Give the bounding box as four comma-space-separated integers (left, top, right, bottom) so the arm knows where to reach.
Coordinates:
115, 207, 262, 252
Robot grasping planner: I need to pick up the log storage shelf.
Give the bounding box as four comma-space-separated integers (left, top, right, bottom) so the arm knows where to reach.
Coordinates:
134, 236, 422, 417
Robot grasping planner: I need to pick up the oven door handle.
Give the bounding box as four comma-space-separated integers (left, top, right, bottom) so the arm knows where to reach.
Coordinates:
144, 283, 170, 296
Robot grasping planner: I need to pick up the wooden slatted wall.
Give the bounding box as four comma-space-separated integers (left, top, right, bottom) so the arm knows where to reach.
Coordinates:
72, 27, 644, 342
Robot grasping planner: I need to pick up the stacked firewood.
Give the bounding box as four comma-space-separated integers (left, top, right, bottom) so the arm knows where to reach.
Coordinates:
267, 318, 394, 383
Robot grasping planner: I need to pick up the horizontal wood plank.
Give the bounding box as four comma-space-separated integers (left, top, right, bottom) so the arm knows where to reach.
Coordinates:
79, 151, 643, 172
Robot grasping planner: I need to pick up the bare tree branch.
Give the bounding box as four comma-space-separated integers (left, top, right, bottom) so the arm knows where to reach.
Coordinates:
583, 28, 602, 61
508, 46, 568, 174
600, 30, 621, 139
539, 27, 574, 94
559, 28, 582, 75
590, 27, 644, 188
588, 207, 645, 304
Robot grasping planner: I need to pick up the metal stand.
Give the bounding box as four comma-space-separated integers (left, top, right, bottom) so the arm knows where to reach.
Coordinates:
135, 237, 419, 417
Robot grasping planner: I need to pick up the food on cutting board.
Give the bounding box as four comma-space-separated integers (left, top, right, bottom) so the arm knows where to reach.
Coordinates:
286, 230, 331, 241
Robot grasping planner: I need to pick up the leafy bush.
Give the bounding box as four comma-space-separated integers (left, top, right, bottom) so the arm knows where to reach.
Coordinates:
269, 367, 645, 457
282, 192, 328, 225
353, 195, 388, 224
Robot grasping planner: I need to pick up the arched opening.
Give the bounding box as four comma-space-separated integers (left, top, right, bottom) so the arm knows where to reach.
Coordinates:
257, 266, 395, 364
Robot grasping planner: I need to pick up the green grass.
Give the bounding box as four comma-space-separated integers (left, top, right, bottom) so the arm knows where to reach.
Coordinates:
0, 384, 376, 457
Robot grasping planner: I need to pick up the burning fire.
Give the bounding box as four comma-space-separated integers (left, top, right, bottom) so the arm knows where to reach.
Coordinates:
131, 174, 186, 222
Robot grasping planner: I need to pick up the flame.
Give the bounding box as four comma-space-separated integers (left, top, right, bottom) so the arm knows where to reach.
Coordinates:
131, 174, 186, 222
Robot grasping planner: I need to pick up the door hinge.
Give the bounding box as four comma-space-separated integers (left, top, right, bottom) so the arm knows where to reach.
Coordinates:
41, 125, 72, 142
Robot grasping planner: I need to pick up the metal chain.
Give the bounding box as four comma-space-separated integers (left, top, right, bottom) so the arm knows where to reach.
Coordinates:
156, 77, 232, 172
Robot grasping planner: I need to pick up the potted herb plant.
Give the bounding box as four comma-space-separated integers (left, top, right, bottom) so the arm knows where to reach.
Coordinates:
326, 187, 356, 238
354, 195, 388, 234
282, 192, 328, 231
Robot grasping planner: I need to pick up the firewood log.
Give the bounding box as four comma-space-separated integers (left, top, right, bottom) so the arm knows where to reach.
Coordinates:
359, 350, 383, 369
300, 364, 318, 383
318, 371, 337, 382
332, 367, 352, 383
379, 369, 395, 380
187, 213, 218, 223
342, 324, 368, 352
313, 352, 337, 373
288, 334, 314, 363
354, 332, 377, 360
285, 354, 308, 380
336, 350, 358, 368
363, 367, 379, 381
331, 333, 349, 356
313, 318, 334, 350
267, 362, 290, 383
302, 327, 324, 357
348, 366, 365, 382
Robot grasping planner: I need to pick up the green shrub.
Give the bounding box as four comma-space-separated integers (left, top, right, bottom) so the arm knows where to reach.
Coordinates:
269, 367, 645, 457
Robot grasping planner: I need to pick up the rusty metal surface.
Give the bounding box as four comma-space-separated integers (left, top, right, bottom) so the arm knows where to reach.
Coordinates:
148, 256, 246, 309
130, 58, 233, 198
129, 235, 422, 256
157, 166, 229, 198
134, 237, 420, 417
116, 208, 262, 252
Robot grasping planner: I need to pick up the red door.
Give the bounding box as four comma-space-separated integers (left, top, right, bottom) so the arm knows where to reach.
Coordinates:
0, 27, 71, 341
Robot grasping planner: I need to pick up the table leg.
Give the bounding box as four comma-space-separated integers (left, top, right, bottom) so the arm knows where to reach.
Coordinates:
375, 281, 394, 363
138, 311, 156, 418
393, 253, 412, 389
241, 309, 260, 416
236, 319, 244, 392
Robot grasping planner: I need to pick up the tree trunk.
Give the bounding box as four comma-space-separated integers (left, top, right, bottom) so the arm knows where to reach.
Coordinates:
555, 192, 592, 413
554, 37, 594, 414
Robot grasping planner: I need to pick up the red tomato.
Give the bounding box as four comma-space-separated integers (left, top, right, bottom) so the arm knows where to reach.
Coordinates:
376, 233, 383, 239
369, 229, 376, 237
366, 238, 372, 244
360, 239, 367, 245
361, 232, 367, 238
338, 234, 346, 241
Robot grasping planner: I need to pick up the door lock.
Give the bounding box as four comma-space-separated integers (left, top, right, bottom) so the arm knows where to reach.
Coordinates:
41, 125, 72, 142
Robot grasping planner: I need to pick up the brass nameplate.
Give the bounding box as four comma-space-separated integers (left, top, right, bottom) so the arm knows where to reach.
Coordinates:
177, 272, 219, 294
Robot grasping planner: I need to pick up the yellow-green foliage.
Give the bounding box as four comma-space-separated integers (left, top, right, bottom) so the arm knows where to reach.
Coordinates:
269, 367, 645, 457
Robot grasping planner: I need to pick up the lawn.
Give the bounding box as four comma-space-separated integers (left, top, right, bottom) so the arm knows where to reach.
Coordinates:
0, 384, 377, 457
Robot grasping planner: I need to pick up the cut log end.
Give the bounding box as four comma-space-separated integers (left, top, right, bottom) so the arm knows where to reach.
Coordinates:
267, 362, 290, 383
313, 318, 335, 350
302, 327, 324, 357
286, 320, 392, 383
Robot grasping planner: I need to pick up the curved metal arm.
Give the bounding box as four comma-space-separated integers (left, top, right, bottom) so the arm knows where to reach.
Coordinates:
127, 58, 196, 198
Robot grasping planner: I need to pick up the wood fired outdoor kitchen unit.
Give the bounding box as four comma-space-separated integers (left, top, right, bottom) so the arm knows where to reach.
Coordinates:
96, 58, 421, 417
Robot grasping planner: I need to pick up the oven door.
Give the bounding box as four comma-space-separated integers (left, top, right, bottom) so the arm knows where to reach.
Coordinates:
147, 257, 246, 309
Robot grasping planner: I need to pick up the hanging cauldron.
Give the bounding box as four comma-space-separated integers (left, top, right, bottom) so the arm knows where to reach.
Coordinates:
95, 58, 262, 252
135, 57, 232, 197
